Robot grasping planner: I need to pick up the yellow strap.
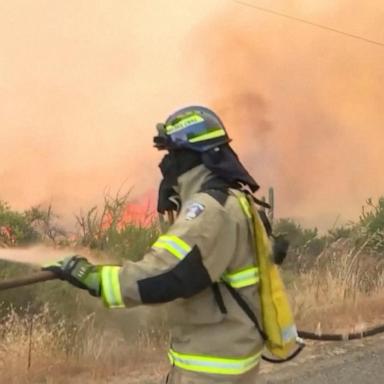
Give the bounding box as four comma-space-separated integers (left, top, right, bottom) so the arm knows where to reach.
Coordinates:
101, 266, 124, 308
222, 266, 260, 288
168, 348, 261, 375
152, 235, 192, 260
245, 193, 298, 357
238, 195, 252, 218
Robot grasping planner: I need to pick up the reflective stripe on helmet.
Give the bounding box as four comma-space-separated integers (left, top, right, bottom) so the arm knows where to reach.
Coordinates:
156, 105, 230, 152
166, 114, 204, 134
222, 266, 260, 288
152, 235, 192, 260
168, 348, 261, 375
188, 128, 226, 143
101, 266, 124, 308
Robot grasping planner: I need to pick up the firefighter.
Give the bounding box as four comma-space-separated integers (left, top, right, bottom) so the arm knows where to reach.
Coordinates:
44, 106, 265, 383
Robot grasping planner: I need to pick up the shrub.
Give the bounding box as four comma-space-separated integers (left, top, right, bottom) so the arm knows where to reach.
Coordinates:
359, 197, 384, 252
273, 218, 326, 259
104, 223, 159, 262
0, 201, 39, 246
24, 205, 68, 245
75, 191, 158, 262
327, 224, 355, 242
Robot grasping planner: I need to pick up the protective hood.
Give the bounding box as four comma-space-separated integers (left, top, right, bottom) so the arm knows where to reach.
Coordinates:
157, 149, 202, 214
157, 145, 259, 214
202, 145, 259, 193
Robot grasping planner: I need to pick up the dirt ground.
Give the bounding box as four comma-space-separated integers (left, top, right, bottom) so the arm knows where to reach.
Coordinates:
29, 334, 383, 384
257, 334, 384, 384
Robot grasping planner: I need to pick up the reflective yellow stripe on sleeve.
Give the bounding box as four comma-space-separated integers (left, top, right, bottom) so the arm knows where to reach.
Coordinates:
168, 348, 261, 375
222, 266, 260, 289
101, 266, 124, 308
152, 235, 192, 260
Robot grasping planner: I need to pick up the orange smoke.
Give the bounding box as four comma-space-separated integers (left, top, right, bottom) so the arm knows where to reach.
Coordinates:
0, 1, 383, 229
190, 0, 384, 227
0, 0, 219, 224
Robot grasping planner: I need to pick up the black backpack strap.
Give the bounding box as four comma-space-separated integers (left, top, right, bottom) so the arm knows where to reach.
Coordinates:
204, 189, 229, 206
224, 282, 305, 363
200, 178, 230, 206
201, 177, 231, 193
211, 283, 227, 314
201, 179, 231, 315
252, 196, 271, 209
223, 282, 266, 340
258, 209, 273, 237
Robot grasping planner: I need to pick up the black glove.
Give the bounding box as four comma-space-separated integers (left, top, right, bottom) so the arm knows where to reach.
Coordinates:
43, 256, 101, 296
272, 235, 290, 265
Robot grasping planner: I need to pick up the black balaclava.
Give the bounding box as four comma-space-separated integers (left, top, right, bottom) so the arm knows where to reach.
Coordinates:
157, 149, 202, 214
202, 144, 259, 193
157, 144, 260, 214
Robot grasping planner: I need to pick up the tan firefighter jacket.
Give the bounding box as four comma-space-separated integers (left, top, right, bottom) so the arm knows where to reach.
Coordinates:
101, 164, 264, 377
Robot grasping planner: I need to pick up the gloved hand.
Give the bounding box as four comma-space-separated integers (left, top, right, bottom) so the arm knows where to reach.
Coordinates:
43, 256, 101, 297
272, 235, 290, 265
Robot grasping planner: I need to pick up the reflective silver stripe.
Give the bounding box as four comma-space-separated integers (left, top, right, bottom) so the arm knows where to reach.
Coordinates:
152, 235, 192, 260
168, 348, 261, 375
101, 266, 124, 308
282, 325, 298, 342
222, 266, 259, 288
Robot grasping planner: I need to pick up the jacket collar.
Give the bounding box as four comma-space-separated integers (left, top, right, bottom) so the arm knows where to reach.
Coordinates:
176, 164, 214, 203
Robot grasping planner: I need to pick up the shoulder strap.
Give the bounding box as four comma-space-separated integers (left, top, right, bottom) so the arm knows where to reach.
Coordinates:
204, 189, 229, 206
258, 209, 273, 237
200, 177, 230, 206
223, 282, 266, 340
211, 283, 227, 314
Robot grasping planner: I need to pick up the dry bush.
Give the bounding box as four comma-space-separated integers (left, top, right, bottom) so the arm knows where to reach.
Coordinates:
2, 242, 384, 382
2, 194, 384, 382
290, 238, 384, 333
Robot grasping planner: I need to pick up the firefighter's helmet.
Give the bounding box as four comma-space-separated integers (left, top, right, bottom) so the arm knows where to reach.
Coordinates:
154, 106, 230, 152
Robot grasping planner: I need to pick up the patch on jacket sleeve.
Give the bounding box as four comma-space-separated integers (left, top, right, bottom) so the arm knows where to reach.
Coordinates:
185, 202, 205, 221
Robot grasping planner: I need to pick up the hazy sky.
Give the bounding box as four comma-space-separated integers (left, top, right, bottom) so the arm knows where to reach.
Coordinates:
0, 0, 383, 228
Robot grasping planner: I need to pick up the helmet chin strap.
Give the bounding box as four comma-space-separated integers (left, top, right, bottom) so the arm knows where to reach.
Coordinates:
166, 210, 175, 225
157, 149, 202, 216
158, 209, 176, 234
166, 195, 181, 224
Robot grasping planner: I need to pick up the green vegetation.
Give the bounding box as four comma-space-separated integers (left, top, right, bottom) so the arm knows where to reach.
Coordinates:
75, 191, 159, 261
0, 194, 383, 380
0, 201, 39, 245
274, 196, 384, 266
359, 197, 384, 252
1, 194, 383, 279
0, 192, 160, 322
0, 201, 68, 247
273, 218, 326, 258
0, 195, 383, 322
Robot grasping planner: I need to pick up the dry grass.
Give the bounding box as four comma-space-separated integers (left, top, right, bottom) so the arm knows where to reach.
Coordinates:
1, 241, 384, 382
0, 306, 168, 383
291, 239, 384, 333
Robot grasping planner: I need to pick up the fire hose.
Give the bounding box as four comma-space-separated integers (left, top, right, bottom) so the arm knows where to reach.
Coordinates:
0, 270, 56, 290
1, 271, 384, 344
